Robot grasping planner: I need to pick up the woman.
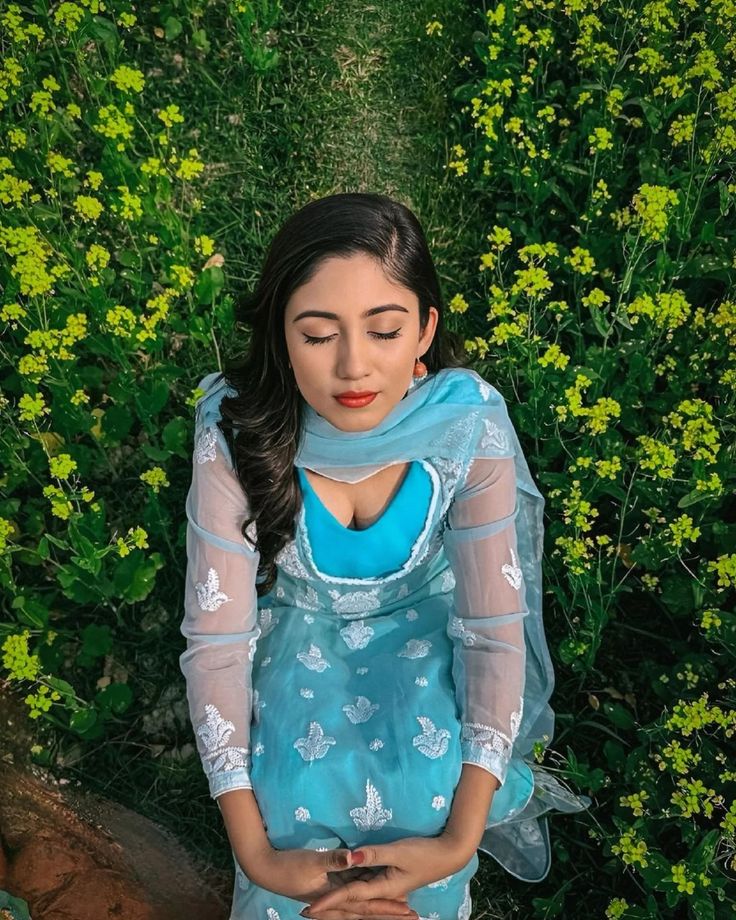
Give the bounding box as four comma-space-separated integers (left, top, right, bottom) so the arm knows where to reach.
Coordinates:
179, 193, 590, 920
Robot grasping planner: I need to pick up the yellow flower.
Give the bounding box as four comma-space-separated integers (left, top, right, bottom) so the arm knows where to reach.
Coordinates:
589, 126, 613, 152
140, 467, 170, 493
73, 194, 104, 221
448, 293, 469, 314
157, 104, 185, 128
110, 64, 145, 93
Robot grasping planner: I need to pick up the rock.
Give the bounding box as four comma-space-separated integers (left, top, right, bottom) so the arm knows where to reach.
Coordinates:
0, 686, 230, 920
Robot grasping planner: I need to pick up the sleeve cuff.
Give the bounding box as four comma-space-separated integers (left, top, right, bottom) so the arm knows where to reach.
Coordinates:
208, 766, 253, 800
460, 739, 509, 787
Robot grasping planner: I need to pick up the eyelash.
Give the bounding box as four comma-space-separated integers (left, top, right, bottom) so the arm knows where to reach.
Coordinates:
302, 330, 403, 346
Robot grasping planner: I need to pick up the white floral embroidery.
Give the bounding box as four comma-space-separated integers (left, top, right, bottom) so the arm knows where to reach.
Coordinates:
369, 739, 384, 750
253, 742, 264, 755
510, 696, 524, 742
260, 656, 271, 668
502, 546, 523, 590
431, 795, 446, 810
300, 688, 314, 699
195, 426, 217, 464
274, 539, 312, 580
329, 588, 382, 617
412, 716, 450, 759
342, 696, 380, 724
479, 417, 510, 453
340, 619, 374, 650
415, 676, 428, 687
462, 721, 512, 754
296, 643, 331, 672
441, 568, 456, 592
442, 414, 478, 454
398, 638, 432, 659
405, 608, 419, 621
304, 613, 315, 624
350, 778, 392, 831
266, 909, 281, 920
195, 567, 232, 612
397, 583, 410, 599
295, 584, 321, 611
448, 615, 478, 647
258, 608, 279, 637
295, 806, 311, 822
477, 378, 492, 402
294, 721, 336, 761
195, 703, 249, 775
276, 585, 285, 598
356, 666, 369, 675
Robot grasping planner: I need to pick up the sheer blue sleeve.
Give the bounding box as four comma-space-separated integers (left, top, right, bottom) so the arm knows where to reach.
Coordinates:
442, 456, 527, 787
179, 379, 261, 800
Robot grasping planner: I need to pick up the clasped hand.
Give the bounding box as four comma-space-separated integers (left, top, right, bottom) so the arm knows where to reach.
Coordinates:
245, 831, 468, 920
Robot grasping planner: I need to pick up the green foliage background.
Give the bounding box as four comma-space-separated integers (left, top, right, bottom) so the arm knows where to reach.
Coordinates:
1, 0, 735, 917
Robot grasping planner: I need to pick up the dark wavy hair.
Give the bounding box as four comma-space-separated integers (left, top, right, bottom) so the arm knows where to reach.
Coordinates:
216, 192, 470, 597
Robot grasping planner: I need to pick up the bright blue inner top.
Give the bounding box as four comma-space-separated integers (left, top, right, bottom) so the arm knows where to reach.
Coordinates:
296, 462, 433, 577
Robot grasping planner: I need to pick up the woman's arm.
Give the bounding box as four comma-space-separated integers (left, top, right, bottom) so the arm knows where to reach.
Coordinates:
442, 455, 528, 786
180, 382, 261, 801
217, 788, 273, 870
442, 763, 499, 859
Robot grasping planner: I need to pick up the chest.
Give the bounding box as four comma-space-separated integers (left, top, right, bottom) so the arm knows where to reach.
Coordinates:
302, 463, 411, 531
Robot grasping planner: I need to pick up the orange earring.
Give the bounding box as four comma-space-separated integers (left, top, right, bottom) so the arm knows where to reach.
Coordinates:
413, 357, 428, 378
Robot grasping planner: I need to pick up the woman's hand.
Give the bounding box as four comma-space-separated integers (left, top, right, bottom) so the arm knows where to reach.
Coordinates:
300, 833, 474, 917
243, 844, 420, 920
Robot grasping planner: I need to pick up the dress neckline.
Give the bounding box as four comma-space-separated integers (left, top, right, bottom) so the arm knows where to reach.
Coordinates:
297, 462, 418, 534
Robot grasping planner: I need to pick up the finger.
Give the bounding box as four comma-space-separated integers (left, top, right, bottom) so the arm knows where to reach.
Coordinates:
307, 908, 417, 920
307, 877, 396, 913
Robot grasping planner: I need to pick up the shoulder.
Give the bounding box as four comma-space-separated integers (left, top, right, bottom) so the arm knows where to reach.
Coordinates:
193, 372, 239, 469
194, 371, 238, 431
431, 366, 507, 411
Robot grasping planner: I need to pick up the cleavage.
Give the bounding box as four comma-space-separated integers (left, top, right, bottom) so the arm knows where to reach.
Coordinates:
303, 463, 411, 531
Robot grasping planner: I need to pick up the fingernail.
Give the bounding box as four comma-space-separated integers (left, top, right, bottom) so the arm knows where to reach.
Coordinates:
351, 849, 365, 864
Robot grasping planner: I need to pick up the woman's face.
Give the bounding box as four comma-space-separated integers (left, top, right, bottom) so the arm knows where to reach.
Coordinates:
283, 252, 438, 431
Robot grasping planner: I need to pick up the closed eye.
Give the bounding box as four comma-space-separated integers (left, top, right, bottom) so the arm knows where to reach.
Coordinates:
302, 330, 402, 345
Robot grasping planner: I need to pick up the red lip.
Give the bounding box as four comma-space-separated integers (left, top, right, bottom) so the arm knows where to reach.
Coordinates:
336, 391, 377, 397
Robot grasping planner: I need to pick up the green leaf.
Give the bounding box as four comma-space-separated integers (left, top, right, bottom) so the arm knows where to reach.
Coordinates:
192, 28, 210, 53
602, 701, 635, 730
162, 416, 189, 454
195, 265, 225, 305
70, 707, 98, 734
690, 829, 719, 870
690, 890, 714, 920
164, 16, 183, 40
96, 682, 133, 715
677, 488, 711, 509
81, 624, 113, 659
603, 739, 626, 770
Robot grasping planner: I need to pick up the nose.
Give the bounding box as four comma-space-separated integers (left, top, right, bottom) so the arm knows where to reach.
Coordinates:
335, 331, 370, 380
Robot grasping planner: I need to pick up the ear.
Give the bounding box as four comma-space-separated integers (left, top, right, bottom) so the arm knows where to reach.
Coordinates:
419, 305, 439, 355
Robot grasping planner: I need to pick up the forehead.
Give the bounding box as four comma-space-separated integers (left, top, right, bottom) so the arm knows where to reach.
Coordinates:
286, 253, 417, 316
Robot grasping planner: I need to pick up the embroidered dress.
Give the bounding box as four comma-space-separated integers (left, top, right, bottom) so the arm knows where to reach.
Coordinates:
180, 367, 590, 920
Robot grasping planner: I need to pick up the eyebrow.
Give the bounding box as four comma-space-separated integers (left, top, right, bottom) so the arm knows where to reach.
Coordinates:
292, 303, 410, 322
